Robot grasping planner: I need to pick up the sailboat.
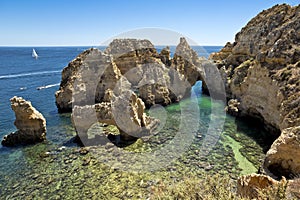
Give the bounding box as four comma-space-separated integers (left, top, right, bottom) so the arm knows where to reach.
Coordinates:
32, 48, 38, 59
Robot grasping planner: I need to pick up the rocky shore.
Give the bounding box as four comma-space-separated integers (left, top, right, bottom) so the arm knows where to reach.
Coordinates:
210, 3, 300, 198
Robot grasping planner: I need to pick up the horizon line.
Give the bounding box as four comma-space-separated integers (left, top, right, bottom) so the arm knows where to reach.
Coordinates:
0, 44, 225, 47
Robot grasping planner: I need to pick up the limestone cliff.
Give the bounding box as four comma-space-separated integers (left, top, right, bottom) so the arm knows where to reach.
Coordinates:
211, 3, 300, 179
2, 97, 46, 146
55, 48, 100, 112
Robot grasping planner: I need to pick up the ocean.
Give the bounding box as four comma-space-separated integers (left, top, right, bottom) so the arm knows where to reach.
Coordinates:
0, 46, 273, 198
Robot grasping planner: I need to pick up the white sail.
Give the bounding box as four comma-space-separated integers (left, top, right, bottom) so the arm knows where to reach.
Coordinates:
32, 49, 38, 59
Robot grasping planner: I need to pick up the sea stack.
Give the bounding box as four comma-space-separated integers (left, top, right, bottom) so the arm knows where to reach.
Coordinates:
1, 96, 47, 146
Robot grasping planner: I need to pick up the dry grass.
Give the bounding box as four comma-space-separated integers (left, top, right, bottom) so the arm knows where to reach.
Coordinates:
150, 174, 244, 200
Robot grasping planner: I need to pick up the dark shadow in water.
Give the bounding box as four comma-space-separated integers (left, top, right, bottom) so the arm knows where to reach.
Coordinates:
72, 131, 138, 148
235, 116, 279, 153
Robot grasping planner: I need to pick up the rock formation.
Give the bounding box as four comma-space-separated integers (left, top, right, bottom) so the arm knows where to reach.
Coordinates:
237, 173, 281, 199
55, 48, 100, 112
211, 4, 300, 179
104, 38, 190, 107
225, 99, 240, 116
72, 87, 159, 144
237, 173, 300, 199
159, 46, 171, 66
264, 126, 300, 178
2, 96, 46, 146
172, 37, 204, 87
210, 3, 300, 198
55, 37, 210, 142
211, 3, 300, 132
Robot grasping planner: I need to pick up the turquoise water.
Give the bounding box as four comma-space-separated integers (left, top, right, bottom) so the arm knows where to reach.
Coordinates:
0, 94, 272, 199
0, 46, 273, 199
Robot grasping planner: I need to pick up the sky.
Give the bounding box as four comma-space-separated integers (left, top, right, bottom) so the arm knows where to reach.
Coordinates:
0, 0, 298, 46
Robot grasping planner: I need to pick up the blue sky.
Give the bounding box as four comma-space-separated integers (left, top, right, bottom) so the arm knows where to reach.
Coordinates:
0, 0, 298, 46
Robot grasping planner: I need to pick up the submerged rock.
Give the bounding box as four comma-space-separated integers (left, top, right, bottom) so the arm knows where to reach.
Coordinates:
211, 4, 300, 178
2, 96, 46, 146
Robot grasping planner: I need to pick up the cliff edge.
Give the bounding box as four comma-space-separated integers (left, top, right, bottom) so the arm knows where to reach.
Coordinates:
210, 3, 300, 195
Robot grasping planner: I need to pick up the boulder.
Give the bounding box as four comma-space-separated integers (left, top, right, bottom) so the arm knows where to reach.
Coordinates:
2, 97, 46, 146
263, 126, 300, 178
238, 173, 300, 199
237, 173, 280, 199
225, 99, 240, 116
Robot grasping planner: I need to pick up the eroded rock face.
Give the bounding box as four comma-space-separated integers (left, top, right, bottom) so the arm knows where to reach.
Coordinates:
105, 38, 188, 107
211, 4, 300, 131
264, 126, 300, 178
286, 178, 300, 199
72, 88, 159, 143
56, 38, 205, 111
2, 97, 46, 146
104, 39, 160, 85
55, 48, 101, 112
138, 63, 172, 106
56, 38, 208, 142
172, 37, 204, 87
237, 173, 300, 199
210, 4, 300, 178
159, 46, 171, 66
237, 173, 280, 199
